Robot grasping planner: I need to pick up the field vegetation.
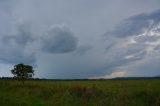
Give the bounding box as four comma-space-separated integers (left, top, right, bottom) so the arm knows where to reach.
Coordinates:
0, 79, 160, 106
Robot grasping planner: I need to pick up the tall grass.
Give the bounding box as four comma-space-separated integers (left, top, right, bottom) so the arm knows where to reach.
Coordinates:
0, 80, 160, 106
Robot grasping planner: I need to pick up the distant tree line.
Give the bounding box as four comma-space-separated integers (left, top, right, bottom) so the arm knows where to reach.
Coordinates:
0, 77, 13, 80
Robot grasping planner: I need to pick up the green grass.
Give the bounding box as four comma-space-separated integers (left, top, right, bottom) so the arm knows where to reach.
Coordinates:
0, 79, 160, 106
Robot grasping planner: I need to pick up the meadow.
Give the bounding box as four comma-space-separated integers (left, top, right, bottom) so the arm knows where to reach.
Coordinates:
0, 79, 160, 106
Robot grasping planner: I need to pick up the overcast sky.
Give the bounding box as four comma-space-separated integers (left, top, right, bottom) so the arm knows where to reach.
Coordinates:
0, 0, 160, 79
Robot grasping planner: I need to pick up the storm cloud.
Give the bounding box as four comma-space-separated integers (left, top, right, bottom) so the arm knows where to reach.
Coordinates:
0, 22, 36, 65
0, 0, 160, 78
41, 25, 78, 54
101, 9, 160, 78
108, 9, 160, 38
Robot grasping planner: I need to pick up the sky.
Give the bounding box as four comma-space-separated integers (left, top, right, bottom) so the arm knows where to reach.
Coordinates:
0, 0, 160, 79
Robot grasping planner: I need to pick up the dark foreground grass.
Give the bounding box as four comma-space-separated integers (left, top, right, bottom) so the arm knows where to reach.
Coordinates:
0, 79, 160, 106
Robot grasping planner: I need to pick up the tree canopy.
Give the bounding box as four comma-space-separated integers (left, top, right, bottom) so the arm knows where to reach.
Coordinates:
11, 63, 34, 81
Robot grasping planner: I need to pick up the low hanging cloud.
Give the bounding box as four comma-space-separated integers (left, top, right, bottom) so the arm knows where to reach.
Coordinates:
37, 9, 160, 79
99, 9, 160, 78
74, 45, 92, 56
41, 25, 78, 54
0, 0, 160, 79
107, 9, 160, 38
0, 22, 79, 67
105, 9, 160, 56
0, 22, 36, 65
90, 70, 127, 79
2, 23, 34, 46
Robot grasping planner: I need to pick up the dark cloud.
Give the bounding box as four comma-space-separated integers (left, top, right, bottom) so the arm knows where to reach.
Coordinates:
0, 0, 160, 78
41, 25, 78, 53
107, 9, 160, 38
74, 45, 92, 56
154, 45, 160, 51
99, 9, 160, 78
0, 23, 36, 65
2, 23, 34, 46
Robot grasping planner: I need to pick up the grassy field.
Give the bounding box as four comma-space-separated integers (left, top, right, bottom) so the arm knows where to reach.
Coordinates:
0, 79, 160, 106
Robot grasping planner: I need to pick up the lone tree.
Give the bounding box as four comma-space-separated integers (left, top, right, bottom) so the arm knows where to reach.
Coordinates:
11, 63, 34, 82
